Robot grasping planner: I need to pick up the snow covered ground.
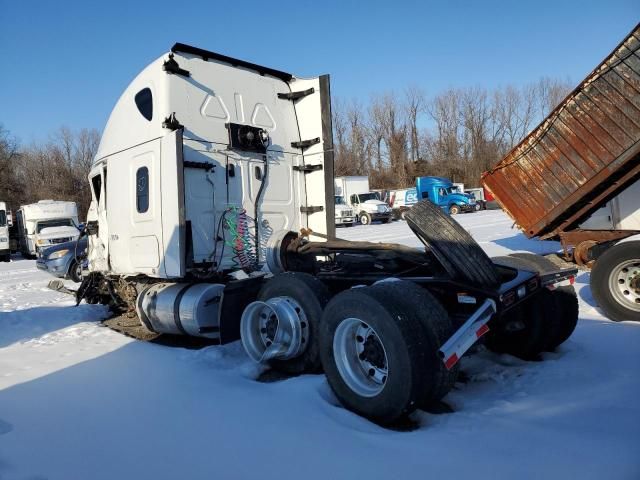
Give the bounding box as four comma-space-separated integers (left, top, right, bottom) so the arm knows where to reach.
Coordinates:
0, 210, 638, 480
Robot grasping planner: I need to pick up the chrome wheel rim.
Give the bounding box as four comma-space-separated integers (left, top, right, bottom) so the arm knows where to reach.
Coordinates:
333, 318, 388, 397
241, 296, 309, 363
608, 259, 640, 312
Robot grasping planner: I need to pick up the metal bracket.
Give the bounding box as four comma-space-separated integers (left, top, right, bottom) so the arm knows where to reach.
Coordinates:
438, 298, 496, 370
278, 87, 315, 101
184, 161, 214, 171
291, 137, 321, 150
300, 206, 324, 214
163, 53, 191, 77
162, 113, 183, 131
293, 164, 323, 173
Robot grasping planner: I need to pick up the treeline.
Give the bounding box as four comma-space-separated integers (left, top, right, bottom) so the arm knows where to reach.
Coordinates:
0, 125, 99, 218
333, 77, 572, 189
0, 76, 571, 216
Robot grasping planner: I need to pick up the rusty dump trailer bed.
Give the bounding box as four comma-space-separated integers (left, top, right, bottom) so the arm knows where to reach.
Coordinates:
482, 24, 640, 241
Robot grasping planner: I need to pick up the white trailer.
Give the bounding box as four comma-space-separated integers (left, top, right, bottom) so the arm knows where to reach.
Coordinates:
78, 43, 579, 426
16, 200, 80, 257
334, 176, 392, 224
0, 202, 9, 261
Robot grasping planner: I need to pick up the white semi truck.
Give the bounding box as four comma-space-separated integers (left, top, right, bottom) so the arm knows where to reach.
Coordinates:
0, 202, 10, 262
16, 200, 80, 257
334, 176, 392, 224
77, 43, 579, 425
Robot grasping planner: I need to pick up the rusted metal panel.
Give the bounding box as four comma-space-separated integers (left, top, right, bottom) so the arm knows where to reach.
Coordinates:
482, 24, 640, 239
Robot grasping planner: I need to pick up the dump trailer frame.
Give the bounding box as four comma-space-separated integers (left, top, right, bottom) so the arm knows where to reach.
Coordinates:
482, 24, 640, 322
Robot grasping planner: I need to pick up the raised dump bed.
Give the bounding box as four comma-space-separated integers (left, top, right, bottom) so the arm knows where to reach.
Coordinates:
482, 24, 640, 240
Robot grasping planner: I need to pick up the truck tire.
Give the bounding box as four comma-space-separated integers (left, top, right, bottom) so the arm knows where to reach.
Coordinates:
381, 281, 458, 405
449, 205, 460, 215
591, 241, 640, 322
405, 200, 500, 287
510, 253, 579, 349
68, 260, 83, 283
359, 212, 371, 225
257, 272, 331, 374
1, 253, 9, 262
319, 285, 432, 425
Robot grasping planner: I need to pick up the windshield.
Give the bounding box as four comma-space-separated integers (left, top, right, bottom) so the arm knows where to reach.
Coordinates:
36, 218, 74, 233
335, 196, 346, 205
0, 211, 5, 227
357, 192, 380, 202
446, 187, 460, 195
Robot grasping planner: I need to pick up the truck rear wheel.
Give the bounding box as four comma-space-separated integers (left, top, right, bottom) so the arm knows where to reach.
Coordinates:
489, 255, 578, 356
510, 253, 579, 349
591, 241, 640, 322
255, 272, 331, 373
381, 281, 458, 405
405, 200, 500, 287
319, 285, 432, 425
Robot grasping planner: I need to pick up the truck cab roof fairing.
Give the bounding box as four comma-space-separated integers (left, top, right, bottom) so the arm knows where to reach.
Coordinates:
94, 56, 169, 163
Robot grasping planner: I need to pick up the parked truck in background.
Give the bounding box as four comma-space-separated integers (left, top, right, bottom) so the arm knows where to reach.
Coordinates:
387, 187, 418, 219
482, 24, 640, 322
0, 202, 10, 262
334, 176, 392, 224
415, 176, 477, 215
16, 200, 80, 257
334, 195, 356, 227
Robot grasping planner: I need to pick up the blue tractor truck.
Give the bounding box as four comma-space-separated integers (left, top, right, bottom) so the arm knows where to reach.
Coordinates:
415, 176, 477, 215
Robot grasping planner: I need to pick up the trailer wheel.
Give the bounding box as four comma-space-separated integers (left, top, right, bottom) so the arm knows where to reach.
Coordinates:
449, 205, 460, 215
359, 212, 371, 225
591, 241, 640, 322
508, 253, 579, 349
257, 272, 331, 373
381, 281, 459, 405
405, 200, 500, 287
319, 285, 432, 425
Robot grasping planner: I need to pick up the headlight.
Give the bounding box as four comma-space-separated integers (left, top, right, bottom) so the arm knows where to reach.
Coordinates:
37, 239, 48, 246
48, 249, 70, 260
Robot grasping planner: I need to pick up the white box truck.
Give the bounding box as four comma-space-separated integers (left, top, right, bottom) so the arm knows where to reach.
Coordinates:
0, 202, 10, 262
16, 200, 80, 257
334, 176, 392, 224
76, 43, 579, 426
334, 195, 356, 227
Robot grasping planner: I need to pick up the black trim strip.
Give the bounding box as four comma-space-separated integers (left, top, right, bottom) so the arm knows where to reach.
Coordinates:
171, 43, 293, 82
319, 75, 336, 240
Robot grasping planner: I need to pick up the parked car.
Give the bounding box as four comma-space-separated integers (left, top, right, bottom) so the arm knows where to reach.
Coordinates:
36, 237, 87, 283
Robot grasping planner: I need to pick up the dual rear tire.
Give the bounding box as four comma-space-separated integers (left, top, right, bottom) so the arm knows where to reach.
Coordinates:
487, 254, 579, 359
255, 274, 455, 425
319, 281, 455, 425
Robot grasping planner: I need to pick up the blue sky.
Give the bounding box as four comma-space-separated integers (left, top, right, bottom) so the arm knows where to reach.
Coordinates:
1, 0, 638, 143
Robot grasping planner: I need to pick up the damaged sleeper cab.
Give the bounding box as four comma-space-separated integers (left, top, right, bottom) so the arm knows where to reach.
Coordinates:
79, 44, 579, 425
